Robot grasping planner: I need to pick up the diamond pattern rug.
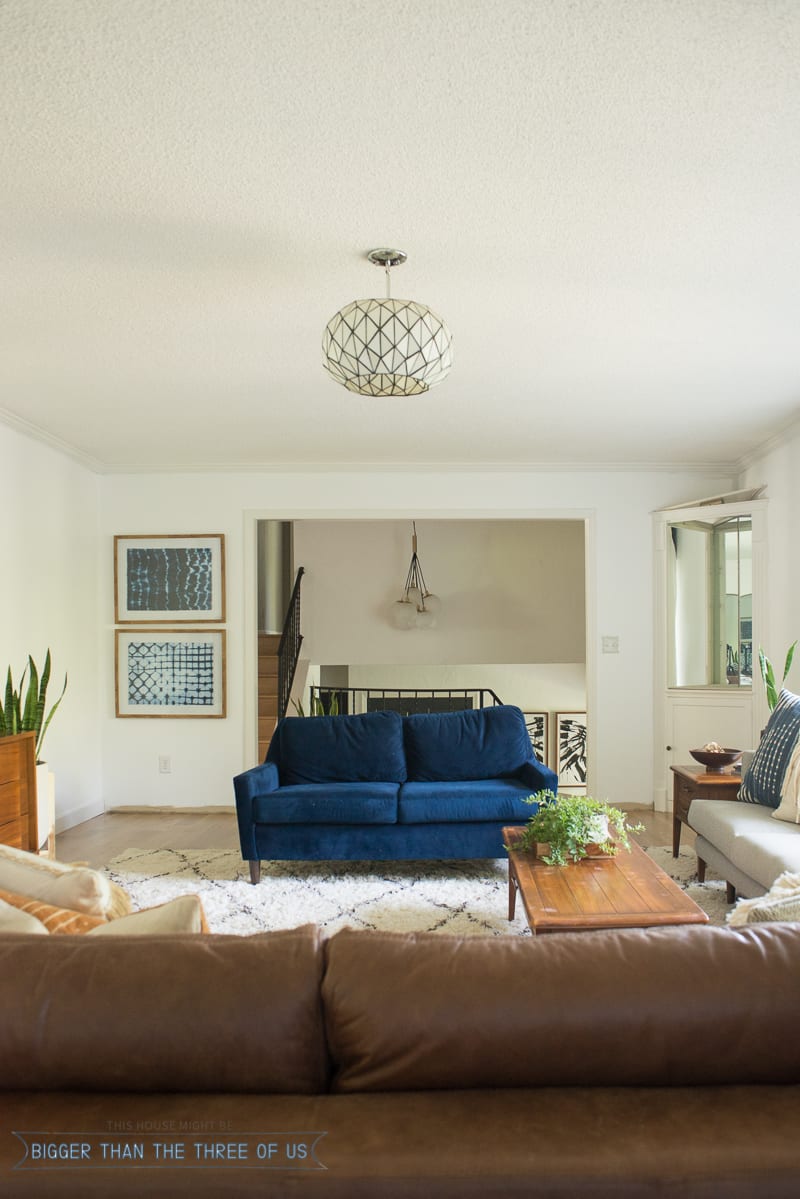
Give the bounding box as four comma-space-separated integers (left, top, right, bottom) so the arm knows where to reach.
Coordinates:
104, 846, 730, 936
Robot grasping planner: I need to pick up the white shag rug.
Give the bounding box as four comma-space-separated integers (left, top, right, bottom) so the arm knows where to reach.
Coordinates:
104, 846, 729, 936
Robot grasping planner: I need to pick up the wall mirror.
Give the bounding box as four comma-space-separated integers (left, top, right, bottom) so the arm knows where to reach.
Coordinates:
667, 514, 752, 689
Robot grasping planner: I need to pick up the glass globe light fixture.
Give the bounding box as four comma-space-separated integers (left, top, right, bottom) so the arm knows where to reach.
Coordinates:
323, 249, 453, 396
391, 599, 417, 630
414, 606, 436, 630
420, 592, 441, 616
391, 522, 442, 631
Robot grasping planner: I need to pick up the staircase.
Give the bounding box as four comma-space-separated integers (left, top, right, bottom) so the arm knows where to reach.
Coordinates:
258, 633, 281, 761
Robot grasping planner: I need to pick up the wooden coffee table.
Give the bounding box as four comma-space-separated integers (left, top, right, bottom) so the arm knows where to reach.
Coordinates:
503, 826, 708, 934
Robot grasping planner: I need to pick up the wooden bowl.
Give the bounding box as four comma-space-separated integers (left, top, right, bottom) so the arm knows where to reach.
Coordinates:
689, 747, 742, 773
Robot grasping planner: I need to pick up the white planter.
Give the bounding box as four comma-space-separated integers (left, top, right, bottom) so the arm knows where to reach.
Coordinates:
585, 813, 609, 844
35, 762, 56, 856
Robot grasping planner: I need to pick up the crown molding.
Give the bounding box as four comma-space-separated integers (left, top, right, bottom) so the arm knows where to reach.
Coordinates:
0, 403, 772, 478
0, 406, 104, 473
736, 409, 800, 472
95, 458, 742, 476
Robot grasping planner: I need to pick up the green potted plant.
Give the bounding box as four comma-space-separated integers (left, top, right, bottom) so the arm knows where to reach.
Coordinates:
758, 641, 797, 711
0, 651, 67, 854
726, 644, 739, 684
0, 650, 67, 763
508, 790, 643, 867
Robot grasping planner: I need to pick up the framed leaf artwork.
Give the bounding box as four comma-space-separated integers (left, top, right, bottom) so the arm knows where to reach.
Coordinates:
555, 711, 587, 790
523, 711, 549, 765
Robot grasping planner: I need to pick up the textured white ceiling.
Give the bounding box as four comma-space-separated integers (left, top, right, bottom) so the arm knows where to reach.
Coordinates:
1, 0, 798, 471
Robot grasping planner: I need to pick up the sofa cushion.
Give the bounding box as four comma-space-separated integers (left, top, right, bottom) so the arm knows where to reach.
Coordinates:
689, 799, 800, 890
398, 779, 536, 824
322, 923, 800, 1092
278, 711, 407, 785
739, 689, 800, 808
403, 705, 532, 782
0, 925, 329, 1094
254, 783, 399, 825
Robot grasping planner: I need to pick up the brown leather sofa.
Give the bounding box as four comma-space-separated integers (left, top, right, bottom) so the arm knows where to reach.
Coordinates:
1, 922, 799, 1197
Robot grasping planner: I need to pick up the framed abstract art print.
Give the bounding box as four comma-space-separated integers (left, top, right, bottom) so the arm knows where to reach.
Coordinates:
522, 711, 549, 766
114, 534, 225, 623
555, 711, 587, 790
115, 629, 226, 718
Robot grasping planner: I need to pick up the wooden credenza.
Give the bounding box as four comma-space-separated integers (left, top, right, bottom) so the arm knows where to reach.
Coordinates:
0, 732, 38, 851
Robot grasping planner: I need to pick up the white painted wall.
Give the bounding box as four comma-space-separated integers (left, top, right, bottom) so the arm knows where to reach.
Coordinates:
743, 423, 800, 706
98, 466, 736, 811
294, 519, 585, 665
346, 663, 585, 713
0, 424, 101, 831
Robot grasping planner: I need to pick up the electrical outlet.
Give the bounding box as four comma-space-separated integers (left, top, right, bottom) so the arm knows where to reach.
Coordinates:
158, 755, 171, 774
601, 635, 620, 654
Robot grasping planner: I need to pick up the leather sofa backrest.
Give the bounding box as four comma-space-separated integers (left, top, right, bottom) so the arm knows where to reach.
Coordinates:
322, 923, 800, 1092
275, 710, 407, 784
403, 704, 533, 781
0, 925, 328, 1094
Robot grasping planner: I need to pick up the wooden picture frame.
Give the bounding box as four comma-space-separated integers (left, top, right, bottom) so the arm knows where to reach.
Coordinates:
523, 711, 549, 766
114, 534, 226, 623
115, 629, 226, 718
555, 711, 587, 790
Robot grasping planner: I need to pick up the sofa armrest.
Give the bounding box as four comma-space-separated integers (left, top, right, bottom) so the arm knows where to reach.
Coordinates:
517, 758, 559, 794
233, 763, 280, 860
234, 761, 279, 805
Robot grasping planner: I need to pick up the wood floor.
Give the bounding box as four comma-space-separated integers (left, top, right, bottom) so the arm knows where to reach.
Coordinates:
56, 806, 684, 869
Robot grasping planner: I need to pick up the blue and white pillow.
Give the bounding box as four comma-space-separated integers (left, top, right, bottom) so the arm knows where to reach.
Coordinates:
739, 689, 800, 808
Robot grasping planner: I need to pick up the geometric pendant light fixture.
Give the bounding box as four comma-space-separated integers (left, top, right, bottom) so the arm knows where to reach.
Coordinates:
390, 521, 442, 630
322, 249, 453, 396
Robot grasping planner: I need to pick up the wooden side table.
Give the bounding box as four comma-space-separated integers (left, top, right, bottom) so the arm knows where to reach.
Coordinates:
670, 764, 741, 856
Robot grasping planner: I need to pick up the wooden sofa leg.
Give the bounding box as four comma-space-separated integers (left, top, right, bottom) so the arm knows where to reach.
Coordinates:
249, 860, 261, 885
697, 857, 706, 883
726, 881, 736, 904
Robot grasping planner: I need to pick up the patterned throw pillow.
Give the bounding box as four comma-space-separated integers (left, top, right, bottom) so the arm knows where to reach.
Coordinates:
0, 895, 49, 935
739, 689, 800, 808
0, 887, 107, 934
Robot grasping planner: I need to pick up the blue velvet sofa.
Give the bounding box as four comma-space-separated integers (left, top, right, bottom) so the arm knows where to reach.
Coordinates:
234, 704, 557, 883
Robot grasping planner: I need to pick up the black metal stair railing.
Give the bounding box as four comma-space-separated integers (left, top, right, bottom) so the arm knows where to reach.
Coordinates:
277, 567, 305, 719
308, 686, 503, 717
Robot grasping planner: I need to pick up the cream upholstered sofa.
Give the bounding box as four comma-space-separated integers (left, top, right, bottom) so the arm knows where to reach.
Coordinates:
689, 690, 800, 900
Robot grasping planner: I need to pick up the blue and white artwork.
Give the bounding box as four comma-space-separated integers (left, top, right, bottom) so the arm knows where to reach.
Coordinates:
127, 547, 213, 613
128, 640, 214, 707
116, 630, 226, 718
115, 535, 225, 622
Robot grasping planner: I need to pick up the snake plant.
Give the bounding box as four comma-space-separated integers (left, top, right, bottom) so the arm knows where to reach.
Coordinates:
758, 641, 797, 711
0, 650, 68, 763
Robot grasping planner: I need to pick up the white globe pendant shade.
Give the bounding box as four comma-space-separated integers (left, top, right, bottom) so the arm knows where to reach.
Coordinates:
414, 606, 436, 630
323, 298, 453, 396
420, 592, 441, 616
323, 249, 452, 397
391, 599, 417, 630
